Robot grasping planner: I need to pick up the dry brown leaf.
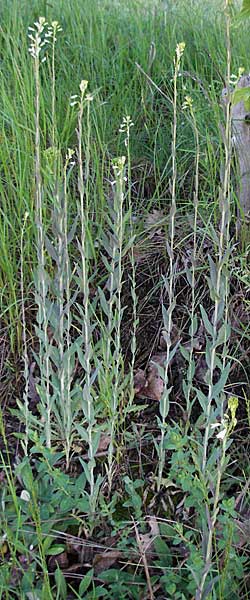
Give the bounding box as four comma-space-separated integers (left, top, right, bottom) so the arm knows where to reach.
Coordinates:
134, 354, 168, 401
9, 555, 30, 586
97, 432, 111, 452
134, 368, 147, 394
66, 536, 93, 564
145, 209, 165, 229
134, 352, 166, 402
28, 362, 40, 408
146, 372, 164, 401
48, 551, 69, 571
234, 518, 250, 548
93, 549, 122, 575
139, 516, 160, 558
149, 353, 167, 368
147, 354, 166, 400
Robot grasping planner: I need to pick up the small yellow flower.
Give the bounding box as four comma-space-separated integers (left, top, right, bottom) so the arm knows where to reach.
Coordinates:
176, 42, 185, 61
238, 67, 245, 79
66, 148, 74, 160
182, 95, 193, 110
228, 396, 238, 428
80, 80, 88, 94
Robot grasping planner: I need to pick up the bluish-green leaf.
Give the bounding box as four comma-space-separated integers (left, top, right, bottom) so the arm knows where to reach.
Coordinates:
180, 345, 190, 362
212, 363, 231, 399
45, 236, 58, 263
98, 287, 110, 318
154, 536, 173, 568
208, 255, 217, 289
189, 313, 198, 336
54, 567, 67, 600
200, 305, 214, 337
46, 545, 65, 556
196, 389, 208, 412
79, 568, 94, 595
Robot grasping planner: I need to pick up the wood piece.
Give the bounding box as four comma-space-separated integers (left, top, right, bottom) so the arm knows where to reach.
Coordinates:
232, 74, 250, 221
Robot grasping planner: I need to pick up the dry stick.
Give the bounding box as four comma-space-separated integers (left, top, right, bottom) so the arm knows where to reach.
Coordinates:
231, 75, 250, 229
181, 70, 212, 104
135, 62, 172, 105
133, 519, 155, 600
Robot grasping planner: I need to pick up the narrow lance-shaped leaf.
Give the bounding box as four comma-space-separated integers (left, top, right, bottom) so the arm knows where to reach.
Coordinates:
189, 313, 198, 336
200, 305, 214, 337
45, 235, 58, 263
98, 286, 112, 318
208, 255, 217, 289
195, 389, 208, 413
212, 363, 231, 400
159, 386, 172, 420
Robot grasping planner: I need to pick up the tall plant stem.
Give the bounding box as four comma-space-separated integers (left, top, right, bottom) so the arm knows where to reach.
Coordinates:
77, 81, 95, 505
20, 212, 30, 456
157, 43, 185, 491
196, 3, 232, 597
201, 0, 232, 477
107, 156, 126, 491
182, 98, 200, 428
32, 21, 51, 448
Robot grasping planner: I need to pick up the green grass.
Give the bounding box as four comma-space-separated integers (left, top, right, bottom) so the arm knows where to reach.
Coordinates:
0, 1, 250, 599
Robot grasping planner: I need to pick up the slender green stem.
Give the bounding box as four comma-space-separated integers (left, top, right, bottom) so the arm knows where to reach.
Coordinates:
32, 19, 51, 447
158, 43, 185, 491
183, 99, 200, 427
107, 156, 126, 490
20, 212, 30, 455
78, 81, 95, 505
196, 3, 232, 597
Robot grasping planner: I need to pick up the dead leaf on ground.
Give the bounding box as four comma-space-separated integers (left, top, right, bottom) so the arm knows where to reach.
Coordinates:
28, 362, 40, 408
9, 555, 30, 586
48, 551, 69, 571
134, 367, 161, 401
149, 353, 167, 368
97, 432, 111, 452
233, 517, 250, 548
146, 365, 164, 401
66, 536, 94, 564
138, 516, 160, 559
134, 368, 147, 394
145, 209, 165, 229
93, 549, 122, 575
134, 353, 168, 401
